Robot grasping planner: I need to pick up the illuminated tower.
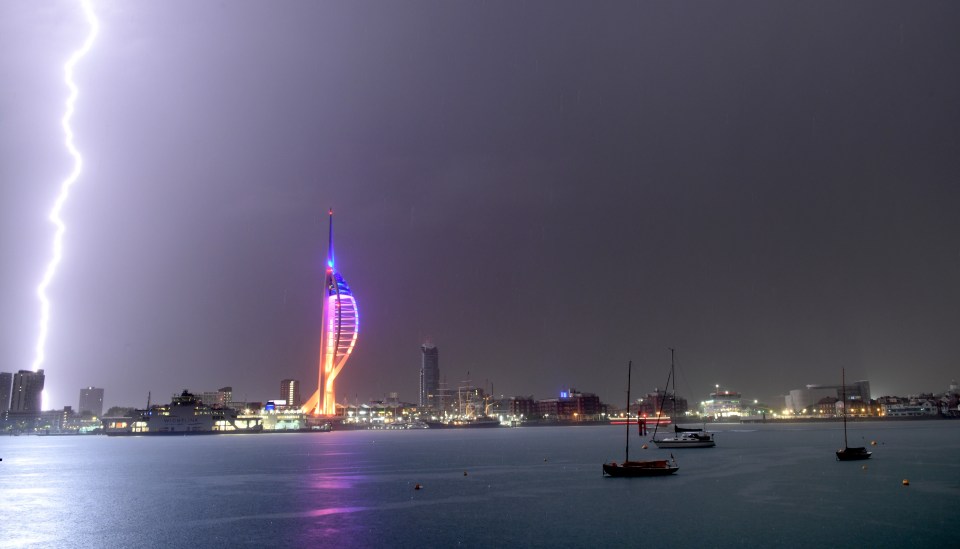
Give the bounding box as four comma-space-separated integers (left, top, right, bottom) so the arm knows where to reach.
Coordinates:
281, 379, 301, 407
303, 210, 359, 416
420, 343, 440, 409
11, 369, 45, 412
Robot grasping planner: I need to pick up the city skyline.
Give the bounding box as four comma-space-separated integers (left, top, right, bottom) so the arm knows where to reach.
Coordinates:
1, 2, 958, 410
7, 361, 952, 416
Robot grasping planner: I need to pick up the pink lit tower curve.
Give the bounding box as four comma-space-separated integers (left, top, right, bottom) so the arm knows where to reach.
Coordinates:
302, 209, 359, 416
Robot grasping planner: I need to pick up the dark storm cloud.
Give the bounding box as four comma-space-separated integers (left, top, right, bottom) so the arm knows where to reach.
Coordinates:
1, 1, 958, 410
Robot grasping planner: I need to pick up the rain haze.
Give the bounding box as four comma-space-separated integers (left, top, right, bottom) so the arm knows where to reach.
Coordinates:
1, 1, 958, 411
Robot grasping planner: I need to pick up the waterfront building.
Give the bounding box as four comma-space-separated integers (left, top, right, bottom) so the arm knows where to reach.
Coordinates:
632, 395, 658, 418
644, 389, 689, 418
882, 403, 938, 417
487, 397, 513, 419
218, 387, 233, 406
701, 387, 742, 418
302, 210, 359, 416
10, 369, 45, 412
537, 389, 602, 420
228, 401, 260, 414
79, 387, 104, 417
809, 396, 839, 417
419, 343, 440, 410
13, 406, 75, 433
200, 391, 219, 407
508, 396, 537, 418
785, 380, 871, 413
197, 387, 232, 408
0, 372, 12, 412
879, 395, 939, 417
281, 379, 301, 408
339, 397, 419, 425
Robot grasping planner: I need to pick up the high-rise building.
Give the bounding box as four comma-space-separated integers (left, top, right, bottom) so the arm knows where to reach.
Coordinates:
218, 387, 233, 406
10, 369, 45, 412
303, 210, 359, 416
79, 387, 104, 417
200, 391, 219, 406
196, 387, 233, 408
420, 344, 440, 409
0, 372, 13, 413
281, 379, 301, 407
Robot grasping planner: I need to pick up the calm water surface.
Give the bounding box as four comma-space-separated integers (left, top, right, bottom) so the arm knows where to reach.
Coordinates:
1, 421, 958, 548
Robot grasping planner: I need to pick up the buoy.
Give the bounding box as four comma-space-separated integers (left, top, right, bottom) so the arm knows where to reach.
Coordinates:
543, 458, 548, 462
641, 444, 648, 450
861, 465, 868, 470
414, 483, 422, 490
463, 471, 468, 476
902, 479, 909, 486
871, 441, 877, 446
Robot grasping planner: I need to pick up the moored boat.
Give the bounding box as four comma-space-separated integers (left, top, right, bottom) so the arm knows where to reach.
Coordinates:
603, 458, 678, 477
103, 390, 262, 436
424, 416, 501, 429
836, 368, 872, 461
653, 425, 716, 448
650, 349, 716, 449
603, 360, 679, 478
836, 446, 872, 461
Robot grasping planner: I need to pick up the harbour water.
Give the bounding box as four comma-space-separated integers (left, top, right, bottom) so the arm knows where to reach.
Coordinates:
2, 421, 958, 547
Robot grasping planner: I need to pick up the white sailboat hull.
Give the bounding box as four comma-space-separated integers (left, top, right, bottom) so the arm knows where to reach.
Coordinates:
653, 438, 716, 448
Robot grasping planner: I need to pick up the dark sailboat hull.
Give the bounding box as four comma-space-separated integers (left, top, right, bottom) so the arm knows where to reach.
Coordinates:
603, 460, 679, 477
836, 369, 872, 461
836, 447, 872, 461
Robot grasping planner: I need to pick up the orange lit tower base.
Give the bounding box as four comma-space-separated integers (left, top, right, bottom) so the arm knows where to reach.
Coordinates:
302, 210, 358, 416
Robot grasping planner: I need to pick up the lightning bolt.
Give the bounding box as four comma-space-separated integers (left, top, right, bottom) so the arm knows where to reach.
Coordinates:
32, 0, 99, 378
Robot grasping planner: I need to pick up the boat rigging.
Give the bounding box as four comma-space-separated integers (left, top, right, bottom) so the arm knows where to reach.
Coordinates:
650, 348, 716, 449
603, 360, 679, 477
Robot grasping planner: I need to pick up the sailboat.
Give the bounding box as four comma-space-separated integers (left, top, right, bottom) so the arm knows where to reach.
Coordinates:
603, 360, 679, 477
836, 368, 872, 461
650, 349, 716, 449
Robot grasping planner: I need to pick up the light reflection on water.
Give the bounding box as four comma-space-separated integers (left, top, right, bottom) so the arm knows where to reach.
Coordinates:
1, 422, 959, 547
309, 474, 366, 490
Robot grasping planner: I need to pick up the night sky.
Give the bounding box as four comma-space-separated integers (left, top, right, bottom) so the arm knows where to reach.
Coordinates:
2, 1, 958, 411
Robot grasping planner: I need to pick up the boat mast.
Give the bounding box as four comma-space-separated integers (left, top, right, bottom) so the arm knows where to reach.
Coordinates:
841, 368, 848, 448
670, 348, 677, 425
649, 350, 674, 441
625, 360, 632, 463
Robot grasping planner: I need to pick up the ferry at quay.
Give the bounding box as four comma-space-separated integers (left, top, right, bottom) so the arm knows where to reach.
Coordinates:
102, 390, 263, 436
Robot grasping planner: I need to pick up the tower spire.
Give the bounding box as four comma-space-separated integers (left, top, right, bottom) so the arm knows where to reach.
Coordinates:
302, 207, 359, 417
327, 208, 335, 268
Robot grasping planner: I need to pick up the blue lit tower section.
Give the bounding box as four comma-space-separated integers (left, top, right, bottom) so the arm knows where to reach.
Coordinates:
303, 210, 359, 416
